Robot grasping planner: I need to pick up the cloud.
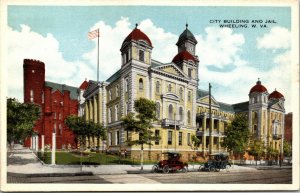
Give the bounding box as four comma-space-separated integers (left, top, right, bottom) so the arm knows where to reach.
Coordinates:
257, 26, 291, 50
7, 25, 94, 102
195, 27, 246, 69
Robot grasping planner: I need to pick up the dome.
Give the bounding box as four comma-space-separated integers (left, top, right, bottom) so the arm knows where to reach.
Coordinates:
121, 26, 152, 48
249, 79, 268, 94
172, 51, 196, 63
176, 24, 198, 46
269, 89, 284, 99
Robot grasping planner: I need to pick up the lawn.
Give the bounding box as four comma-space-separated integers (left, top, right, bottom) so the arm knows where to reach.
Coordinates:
37, 151, 157, 165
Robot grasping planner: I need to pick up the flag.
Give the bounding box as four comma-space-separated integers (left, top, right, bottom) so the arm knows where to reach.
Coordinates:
88, 29, 99, 40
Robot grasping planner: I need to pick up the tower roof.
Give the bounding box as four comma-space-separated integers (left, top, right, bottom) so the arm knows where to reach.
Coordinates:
269, 89, 284, 99
172, 50, 196, 63
121, 25, 152, 48
249, 79, 268, 94
79, 79, 88, 90
176, 24, 198, 46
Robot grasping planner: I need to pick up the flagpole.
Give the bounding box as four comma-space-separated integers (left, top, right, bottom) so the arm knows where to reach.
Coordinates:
97, 28, 99, 82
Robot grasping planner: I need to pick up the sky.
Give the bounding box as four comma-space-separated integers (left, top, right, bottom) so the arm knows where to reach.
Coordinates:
6, 5, 293, 112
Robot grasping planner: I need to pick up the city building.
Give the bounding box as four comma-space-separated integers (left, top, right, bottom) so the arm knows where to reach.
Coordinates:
82, 25, 285, 161
23, 59, 86, 150
284, 112, 292, 144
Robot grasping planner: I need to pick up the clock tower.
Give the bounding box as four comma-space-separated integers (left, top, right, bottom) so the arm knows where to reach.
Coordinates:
176, 24, 197, 56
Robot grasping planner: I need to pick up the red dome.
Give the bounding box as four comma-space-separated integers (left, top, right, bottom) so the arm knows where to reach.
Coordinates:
172, 51, 196, 63
269, 90, 284, 99
122, 28, 152, 47
249, 80, 268, 94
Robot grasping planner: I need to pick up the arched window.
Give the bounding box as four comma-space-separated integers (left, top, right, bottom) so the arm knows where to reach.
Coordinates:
179, 87, 183, 99
187, 110, 191, 124
156, 81, 160, 93
168, 104, 173, 120
108, 108, 112, 123
188, 91, 191, 102
30, 90, 34, 102
139, 78, 143, 91
41, 92, 44, 103
115, 105, 119, 121
179, 107, 183, 121
109, 90, 112, 101
156, 102, 160, 119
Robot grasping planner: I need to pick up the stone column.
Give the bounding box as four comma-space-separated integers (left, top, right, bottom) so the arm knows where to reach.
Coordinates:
93, 95, 97, 123
35, 135, 39, 151
202, 114, 206, 153
51, 133, 56, 165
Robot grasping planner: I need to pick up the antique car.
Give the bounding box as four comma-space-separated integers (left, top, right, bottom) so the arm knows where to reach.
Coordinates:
152, 152, 188, 173
198, 153, 231, 172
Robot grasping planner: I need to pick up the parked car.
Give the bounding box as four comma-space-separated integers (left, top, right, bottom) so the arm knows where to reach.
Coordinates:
198, 153, 231, 172
152, 152, 188, 173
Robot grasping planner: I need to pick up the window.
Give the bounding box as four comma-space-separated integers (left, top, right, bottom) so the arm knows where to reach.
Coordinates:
125, 51, 129, 63
109, 90, 112, 101
59, 124, 62, 135
168, 84, 172, 92
187, 110, 191, 124
115, 105, 119, 121
168, 131, 172, 145
214, 137, 218, 145
139, 78, 143, 91
116, 131, 120, 145
188, 68, 192, 78
187, 133, 191, 146
155, 130, 160, 145
179, 87, 183, 99
155, 81, 160, 93
108, 108, 112, 123
168, 104, 173, 120
116, 85, 119, 97
59, 113, 62, 120
54, 112, 56, 120
179, 132, 182, 146
188, 91, 191, 102
156, 102, 160, 119
30, 90, 34, 102
42, 92, 44, 103
179, 107, 183, 121
53, 123, 56, 133
139, 50, 145, 62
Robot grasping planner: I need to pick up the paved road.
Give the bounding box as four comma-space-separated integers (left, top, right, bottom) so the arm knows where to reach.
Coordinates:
8, 168, 291, 184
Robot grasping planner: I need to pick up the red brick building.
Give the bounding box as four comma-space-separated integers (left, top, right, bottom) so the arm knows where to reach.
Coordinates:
23, 59, 86, 150
284, 113, 292, 144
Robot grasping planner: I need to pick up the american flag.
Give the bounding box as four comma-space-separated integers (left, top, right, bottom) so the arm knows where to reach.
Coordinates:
88, 29, 99, 40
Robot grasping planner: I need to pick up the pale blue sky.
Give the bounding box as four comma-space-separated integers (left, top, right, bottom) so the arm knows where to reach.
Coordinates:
7, 5, 293, 112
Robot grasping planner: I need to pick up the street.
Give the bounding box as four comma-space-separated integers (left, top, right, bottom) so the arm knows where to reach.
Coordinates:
8, 168, 292, 184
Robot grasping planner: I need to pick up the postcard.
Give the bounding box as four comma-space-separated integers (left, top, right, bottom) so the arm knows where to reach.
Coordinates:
1, 0, 299, 191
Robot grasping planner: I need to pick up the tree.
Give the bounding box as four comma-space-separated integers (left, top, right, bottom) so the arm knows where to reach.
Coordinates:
247, 137, 265, 166
121, 98, 160, 170
221, 114, 250, 164
191, 134, 201, 168
7, 98, 41, 148
65, 115, 107, 149
283, 140, 292, 157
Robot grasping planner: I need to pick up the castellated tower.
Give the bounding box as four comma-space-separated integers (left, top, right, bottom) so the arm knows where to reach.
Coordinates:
23, 59, 45, 149
23, 59, 45, 104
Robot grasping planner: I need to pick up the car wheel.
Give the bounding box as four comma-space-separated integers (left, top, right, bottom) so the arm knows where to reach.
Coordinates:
226, 164, 231, 170
215, 167, 220, 172
208, 165, 215, 172
162, 165, 169, 174
198, 164, 205, 172
152, 165, 159, 173
182, 166, 188, 173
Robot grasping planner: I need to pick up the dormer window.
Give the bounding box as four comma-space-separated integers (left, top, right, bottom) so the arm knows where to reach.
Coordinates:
139, 50, 145, 62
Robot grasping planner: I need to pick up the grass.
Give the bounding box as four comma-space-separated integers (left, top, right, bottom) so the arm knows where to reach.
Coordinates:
37, 151, 157, 165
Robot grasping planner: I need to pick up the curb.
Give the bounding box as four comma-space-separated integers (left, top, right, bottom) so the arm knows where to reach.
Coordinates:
7, 171, 93, 178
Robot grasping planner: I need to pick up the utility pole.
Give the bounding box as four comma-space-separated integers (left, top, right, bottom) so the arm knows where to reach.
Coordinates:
209, 83, 212, 154
174, 112, 177, 151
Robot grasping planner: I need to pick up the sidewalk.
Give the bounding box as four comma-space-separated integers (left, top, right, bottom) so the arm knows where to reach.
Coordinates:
8, 145, 289, 177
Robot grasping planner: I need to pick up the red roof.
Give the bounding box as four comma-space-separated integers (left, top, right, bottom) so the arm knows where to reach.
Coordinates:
172, 51, 196, 63
249, 80, 268, 94
79, 80, 88, 90
122, 28, 152, 47
269, 90, 284, 99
